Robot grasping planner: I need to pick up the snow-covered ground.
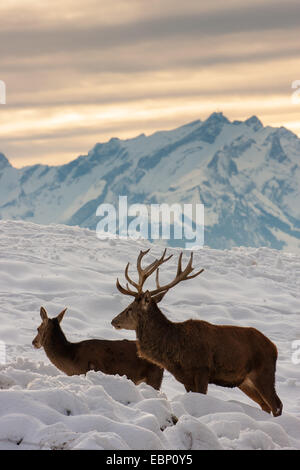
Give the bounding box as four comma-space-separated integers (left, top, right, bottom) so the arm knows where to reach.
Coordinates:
0, 220, 299, 450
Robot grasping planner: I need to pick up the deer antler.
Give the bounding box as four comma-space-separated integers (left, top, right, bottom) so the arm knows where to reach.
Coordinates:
116, 250, 204, 297
116, 248, 173, 296
148, 252, 204, 296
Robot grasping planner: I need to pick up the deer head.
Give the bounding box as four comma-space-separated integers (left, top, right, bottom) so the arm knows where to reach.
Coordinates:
32, 306, 67, 348
111, 249, 204, 330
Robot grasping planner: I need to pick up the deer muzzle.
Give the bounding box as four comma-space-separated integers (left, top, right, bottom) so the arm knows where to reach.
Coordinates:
111, 318, 121, 329
32, 338, 41, 349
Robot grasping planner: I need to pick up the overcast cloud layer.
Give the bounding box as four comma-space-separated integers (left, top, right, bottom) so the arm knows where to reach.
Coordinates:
0, 0, 299, 166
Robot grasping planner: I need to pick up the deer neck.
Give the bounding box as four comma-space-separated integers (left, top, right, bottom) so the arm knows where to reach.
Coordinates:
43, 320, 74, 369
136, 302, 175, 367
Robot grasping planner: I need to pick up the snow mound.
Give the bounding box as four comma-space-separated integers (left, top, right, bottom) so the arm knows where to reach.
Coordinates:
0, 220, 300, 449
0, 358, 298, 450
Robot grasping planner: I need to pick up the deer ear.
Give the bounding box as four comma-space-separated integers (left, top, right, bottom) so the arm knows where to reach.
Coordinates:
144, 290, 152, 304
40, 307, 48, 321
57, 308, 67, 323
152, 290, 168, 304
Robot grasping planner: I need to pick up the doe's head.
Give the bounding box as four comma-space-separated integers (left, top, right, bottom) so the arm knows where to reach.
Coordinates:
32, 306, 67, 349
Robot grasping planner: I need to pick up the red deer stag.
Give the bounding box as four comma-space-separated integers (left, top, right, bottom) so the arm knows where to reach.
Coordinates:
32, 306, 163, 389
111, 249, 283, 417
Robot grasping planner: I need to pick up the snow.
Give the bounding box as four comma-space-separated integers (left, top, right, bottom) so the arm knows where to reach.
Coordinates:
1, 113, 300, 251
0, 219, 300, 450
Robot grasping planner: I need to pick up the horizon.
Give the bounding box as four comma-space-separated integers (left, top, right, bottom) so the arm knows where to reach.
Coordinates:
0, 111, 296, 169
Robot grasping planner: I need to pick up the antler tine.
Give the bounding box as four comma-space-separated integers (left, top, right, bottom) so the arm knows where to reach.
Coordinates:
136, 248, 173, 292
117, 249, 174, 296
154, 267, 170, 295
161, 248, 173, 264
186, 252, 193, 271
186, 267, 205, 279
137, 249, 150, 272
182, 253, 204, 280
155, 267, 161, 289
124, 250, 166, 293
177, 252, 183, 276
182, 252, 195, 277
116, 278, 138, 297
149, 251, 204, 296
144, 249, 173, 276
125, 262, 139, 290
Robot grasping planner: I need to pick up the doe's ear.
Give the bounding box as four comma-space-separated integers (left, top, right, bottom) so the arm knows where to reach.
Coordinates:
57, 308, 68, 323
40, 306, 48, 321
152, 290, 168, 304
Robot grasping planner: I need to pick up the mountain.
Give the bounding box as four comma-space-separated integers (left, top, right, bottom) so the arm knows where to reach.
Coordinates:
1, 112, 300, 250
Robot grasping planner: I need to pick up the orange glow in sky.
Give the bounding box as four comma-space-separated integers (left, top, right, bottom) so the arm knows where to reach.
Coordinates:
0, 0, 299, 167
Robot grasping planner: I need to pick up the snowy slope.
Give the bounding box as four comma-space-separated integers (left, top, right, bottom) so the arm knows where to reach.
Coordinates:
1, 113, 300, 251
0, 220, 300, 450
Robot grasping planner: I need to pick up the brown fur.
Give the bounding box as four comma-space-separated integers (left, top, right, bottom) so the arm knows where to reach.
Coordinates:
33, 307, 163, 390
112, 292, 283, 416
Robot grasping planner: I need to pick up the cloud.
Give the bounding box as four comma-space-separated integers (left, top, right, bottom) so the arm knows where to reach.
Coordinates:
0, 0, 299, 166
1, 1, 300, 58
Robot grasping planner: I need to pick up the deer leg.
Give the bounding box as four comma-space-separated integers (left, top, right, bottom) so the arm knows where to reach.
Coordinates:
176, 369, 209, 394
193, 369, 209, 394
239, 378, 272, 414
183, 374, 196, 393
249, 370, 283, 417
145, 366, 164, 390
183, 381, 194, 393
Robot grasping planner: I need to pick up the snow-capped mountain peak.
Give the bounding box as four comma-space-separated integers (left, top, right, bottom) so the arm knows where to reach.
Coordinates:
0, 153, 11, 171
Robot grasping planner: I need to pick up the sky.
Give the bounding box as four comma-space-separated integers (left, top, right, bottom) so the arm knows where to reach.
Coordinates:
0, 0, 299, 168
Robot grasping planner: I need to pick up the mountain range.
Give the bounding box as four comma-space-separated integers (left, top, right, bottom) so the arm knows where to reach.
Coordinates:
1, 112, 300, 250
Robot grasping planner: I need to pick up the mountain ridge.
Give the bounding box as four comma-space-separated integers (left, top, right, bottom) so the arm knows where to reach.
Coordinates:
1, 112, 300, 251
